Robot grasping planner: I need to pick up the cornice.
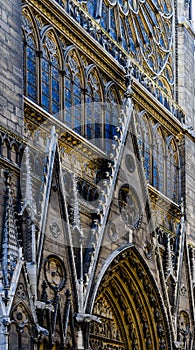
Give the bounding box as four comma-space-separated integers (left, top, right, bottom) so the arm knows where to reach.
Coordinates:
24, 96, 106, 162
148, 184, 180, 220
0, 125, 24, 144
0, 156, 20, 174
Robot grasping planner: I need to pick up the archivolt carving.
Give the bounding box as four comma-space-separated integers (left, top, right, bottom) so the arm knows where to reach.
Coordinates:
89, 247, 171, 349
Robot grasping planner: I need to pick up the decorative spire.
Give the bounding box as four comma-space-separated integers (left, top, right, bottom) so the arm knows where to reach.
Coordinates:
165, 233, 174, 278
122, 57, 134, 114
20, 146, 36, 220
124, 57, 134, 97
71, 174, 83, 237
1, 172, 19, 289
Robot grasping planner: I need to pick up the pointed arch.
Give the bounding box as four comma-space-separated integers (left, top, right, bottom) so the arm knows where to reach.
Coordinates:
85, 66, 104, 143
22, 6, 40, 103
137, 111, 152, 182
64, 47, 84, 134
152, 124, 165, 193
41, 26, 63, 68
41, 29, 63, 116
22, 5, 40, 49
104, 82, 121, 154
166, 136, 179, 202
9, 301, 35, 350
88, 245, 172, 349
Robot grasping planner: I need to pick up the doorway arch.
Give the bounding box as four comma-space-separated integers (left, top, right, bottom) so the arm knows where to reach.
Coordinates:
88, 245, 172, 349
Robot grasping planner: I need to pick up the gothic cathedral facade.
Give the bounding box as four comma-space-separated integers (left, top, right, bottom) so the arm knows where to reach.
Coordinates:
0, 0, 195, 349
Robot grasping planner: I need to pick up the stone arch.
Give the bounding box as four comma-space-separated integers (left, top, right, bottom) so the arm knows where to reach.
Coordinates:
9, 301, 35, 350
88, 245, 172, 349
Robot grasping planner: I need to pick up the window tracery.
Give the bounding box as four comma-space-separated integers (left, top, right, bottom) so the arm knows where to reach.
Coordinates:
166, 139, 179, 202
41, 33, 61, 115
85, 69, 103, 143
105, 84, 121, 153
64, 50, 83, 134
87, 0, 97, 18
137, 112, 179, 202
83, 0, 174, 92
9, 303, 34, 350
153, 127, 165, 193
138, 115, 151, 182
22, 11, 38, 103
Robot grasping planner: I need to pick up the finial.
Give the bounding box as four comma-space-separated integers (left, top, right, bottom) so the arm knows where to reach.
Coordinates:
180, 197, 185, 216
2, 171, 19, 290
124, 57, 134, 94
20, 146, 36, 219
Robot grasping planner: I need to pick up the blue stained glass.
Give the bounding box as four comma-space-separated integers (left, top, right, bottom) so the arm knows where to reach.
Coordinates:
74, 76, 81, 86
86, 124, 92, 139
52, 102, 59, 114
74, 96, 81, 105
87, 0, 96, 17
86, 95, 92, 104
94, 92, 100, 102
163, 3, 168, 13
95, 123, 101, 138
27, 47, 35, 60
109, 8, 117, 40
65, 90, 71, 100
52, 79, 59, 91
42, 60, 49, 71
52, 56, 58, 66
42, 70, 49, 82
121, 18, 128, 51
74, 106, 81, 116
52, 66, 59, 79
101, 1, 108, 30
27, 85, 36, 100
27, 35, 34, 46
52, 91, 59, 104
42, 95, 49, 109
27, 59, 36, 73
65, 67, 71, 78
65, 111, 71, 123
42, 82, 50, 95
74, 85, 81, 96
65, 100, 71, 108
27, 72, 36, 85
65, 79, 71, 89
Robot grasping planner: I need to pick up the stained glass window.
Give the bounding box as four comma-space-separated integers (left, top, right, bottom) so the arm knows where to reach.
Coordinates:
138, 116, 151, 182
109, 7, 117, 40
41, 34, 60, 116
167, 140, 178, 202
26, 36, 37, 102
153, 128, 165, 193
105, 85, 120, 154
87, 0, 97, 18
64, 51, 82, 135
83, 0, 173, 93
85, 70, 102, 145
101, 1, 109, 31
23, 15, 37, 102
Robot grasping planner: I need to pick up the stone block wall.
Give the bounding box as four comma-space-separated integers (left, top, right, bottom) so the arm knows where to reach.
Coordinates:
0, 0, 23, 135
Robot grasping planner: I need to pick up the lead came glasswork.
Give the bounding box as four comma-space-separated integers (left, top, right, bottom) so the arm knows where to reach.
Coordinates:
41, 33, 60, 115
23, 15, 37, 102
84, 0, 174, 93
